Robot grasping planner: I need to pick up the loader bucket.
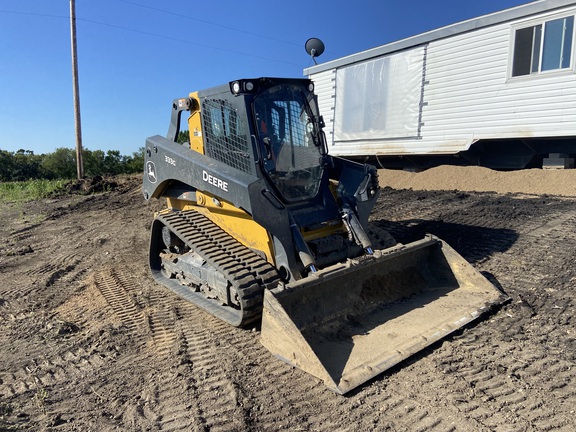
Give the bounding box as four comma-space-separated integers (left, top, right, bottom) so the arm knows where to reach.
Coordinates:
261, 235, 507, 394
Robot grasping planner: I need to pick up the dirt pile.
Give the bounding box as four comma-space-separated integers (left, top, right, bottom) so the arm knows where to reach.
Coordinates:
379, 165, 576, 196
58, 174, 141, 196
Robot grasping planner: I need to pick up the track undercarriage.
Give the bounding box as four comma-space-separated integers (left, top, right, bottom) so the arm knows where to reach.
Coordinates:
149, 210, 279, 327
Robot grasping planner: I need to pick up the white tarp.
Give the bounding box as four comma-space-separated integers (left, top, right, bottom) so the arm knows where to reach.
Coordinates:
334, 46, 425, 142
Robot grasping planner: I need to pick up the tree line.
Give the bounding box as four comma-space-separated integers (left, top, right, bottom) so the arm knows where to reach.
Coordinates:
0, 147, 145, 182
1, 132, 191, 182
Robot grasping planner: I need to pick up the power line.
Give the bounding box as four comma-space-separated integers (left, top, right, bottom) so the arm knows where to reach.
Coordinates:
0, 10, 67, 19
0, 9, 303, 67
115, 0, 303, 48
77, 17, 303, 67
0, 4, 304, 51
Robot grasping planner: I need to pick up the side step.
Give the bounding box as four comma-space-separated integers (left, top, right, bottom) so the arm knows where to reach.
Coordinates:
260, 235, 508, 394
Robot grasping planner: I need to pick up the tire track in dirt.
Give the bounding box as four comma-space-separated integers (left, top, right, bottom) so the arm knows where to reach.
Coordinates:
523, 208, 576, 238
309, 368, 474, 432
94, 268, 147, 333
139, 370, 204, 432
141, 289, 181, 358
91, 266, 194, 361
463, 210, 576, 430
185, 313, 455, 432
235, 352, 322, 431
87, 268, 200, 430
173, 302, 252, 432
93, 267, 253, 431
441, 204, 576, 430
184, 319, 306, 430
171, 303, 351, 432
138, 299, 206, 430
457, 204, 574, 428
425, 328, 576, 431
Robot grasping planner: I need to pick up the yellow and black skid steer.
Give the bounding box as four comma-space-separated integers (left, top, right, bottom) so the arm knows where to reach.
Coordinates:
142, 77, 507, 394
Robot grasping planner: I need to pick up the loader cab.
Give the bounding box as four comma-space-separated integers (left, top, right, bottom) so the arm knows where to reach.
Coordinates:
248, 80, 328, 203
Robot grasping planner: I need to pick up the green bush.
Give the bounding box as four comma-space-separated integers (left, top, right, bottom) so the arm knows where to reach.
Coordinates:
0, 179, 69, 202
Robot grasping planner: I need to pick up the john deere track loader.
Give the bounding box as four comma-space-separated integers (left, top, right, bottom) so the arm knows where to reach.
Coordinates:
142, 77, 507, 394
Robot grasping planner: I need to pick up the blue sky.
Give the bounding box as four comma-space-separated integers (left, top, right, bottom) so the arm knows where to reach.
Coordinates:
0, 0, 533, 156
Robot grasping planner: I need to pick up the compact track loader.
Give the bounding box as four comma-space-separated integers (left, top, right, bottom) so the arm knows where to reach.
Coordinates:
142, 77, 507, 394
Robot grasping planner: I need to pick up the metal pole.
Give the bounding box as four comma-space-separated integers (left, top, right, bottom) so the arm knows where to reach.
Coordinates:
69, 0, 84, 179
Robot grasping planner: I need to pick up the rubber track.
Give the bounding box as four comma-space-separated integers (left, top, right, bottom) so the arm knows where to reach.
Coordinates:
154, 210, 279, 327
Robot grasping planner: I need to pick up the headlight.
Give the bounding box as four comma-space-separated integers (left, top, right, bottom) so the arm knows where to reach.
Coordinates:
230, 79, 257, 95
308, 82, 315, 92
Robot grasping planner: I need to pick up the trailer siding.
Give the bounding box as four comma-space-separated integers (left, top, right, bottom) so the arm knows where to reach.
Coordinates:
311, 69, 336, 146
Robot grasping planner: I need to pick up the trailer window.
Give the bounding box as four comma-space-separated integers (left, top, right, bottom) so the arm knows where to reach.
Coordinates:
512, 16, 574, 77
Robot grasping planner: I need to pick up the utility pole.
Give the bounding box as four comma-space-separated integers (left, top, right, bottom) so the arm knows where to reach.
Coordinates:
69, 0, 84, 179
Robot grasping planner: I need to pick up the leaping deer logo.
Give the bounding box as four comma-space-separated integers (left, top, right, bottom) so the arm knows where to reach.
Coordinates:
147, 162, 157, 183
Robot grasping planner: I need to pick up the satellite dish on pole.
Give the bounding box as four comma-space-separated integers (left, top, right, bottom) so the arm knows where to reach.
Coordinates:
305, 38, 325, 65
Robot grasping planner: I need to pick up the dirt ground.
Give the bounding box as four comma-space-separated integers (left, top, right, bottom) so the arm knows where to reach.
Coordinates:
1, 168, 575, 431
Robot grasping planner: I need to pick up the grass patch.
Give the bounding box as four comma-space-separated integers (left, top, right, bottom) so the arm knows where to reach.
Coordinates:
0, 179, 69, 202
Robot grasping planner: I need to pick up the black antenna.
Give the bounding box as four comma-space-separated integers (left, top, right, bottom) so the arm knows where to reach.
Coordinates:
305, 38, 325, 65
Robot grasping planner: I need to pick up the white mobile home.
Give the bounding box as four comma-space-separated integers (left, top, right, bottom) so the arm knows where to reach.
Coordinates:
305, 0, 576, 169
